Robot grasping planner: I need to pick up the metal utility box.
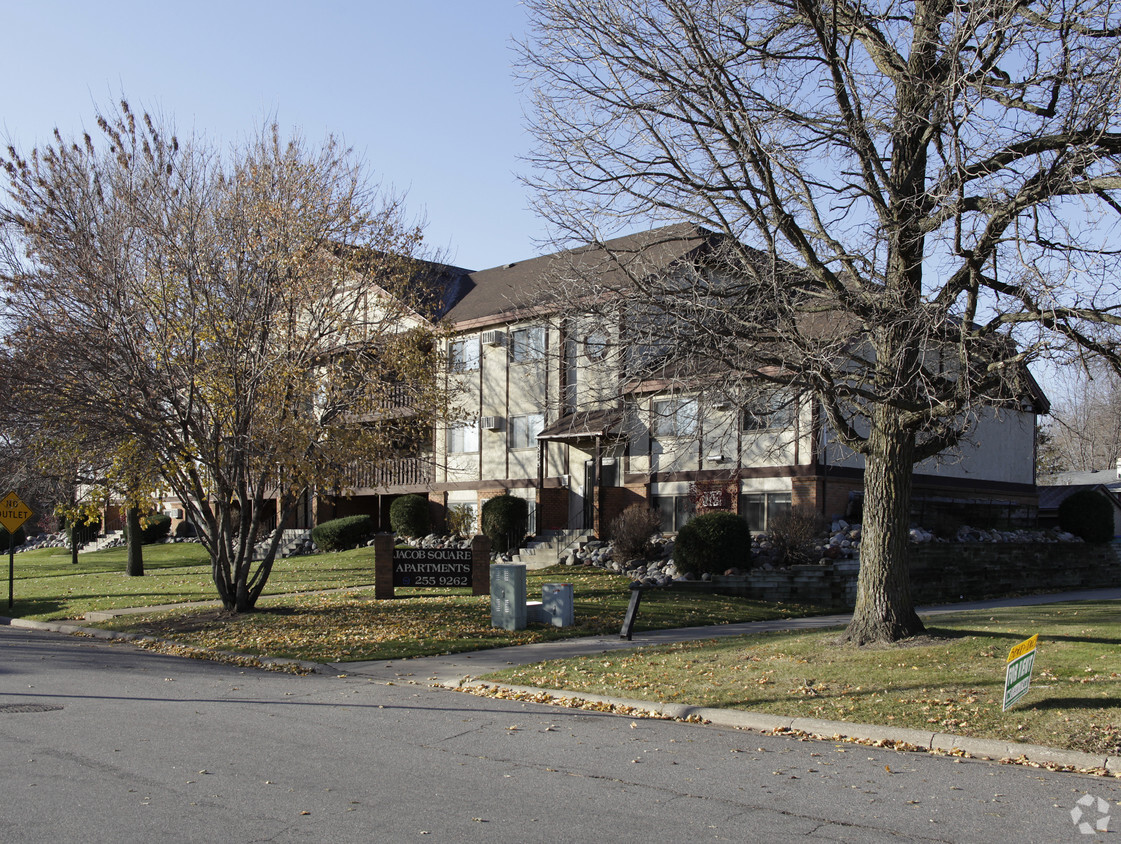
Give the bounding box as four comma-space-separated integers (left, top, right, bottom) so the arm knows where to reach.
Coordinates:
541, 582, 574, 627
491, 564, 527, 630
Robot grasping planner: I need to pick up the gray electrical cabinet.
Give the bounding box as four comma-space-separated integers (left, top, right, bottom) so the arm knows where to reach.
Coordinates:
541, 582, 574, 627
491, 564, 527, 630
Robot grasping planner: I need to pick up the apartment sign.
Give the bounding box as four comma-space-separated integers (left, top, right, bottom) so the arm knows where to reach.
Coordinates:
1003, 634, 1039, 711
392, 547, 474, 588
374, 534, 490, 599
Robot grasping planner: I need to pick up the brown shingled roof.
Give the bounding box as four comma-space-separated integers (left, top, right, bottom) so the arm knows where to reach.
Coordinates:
444, 223, 714, 329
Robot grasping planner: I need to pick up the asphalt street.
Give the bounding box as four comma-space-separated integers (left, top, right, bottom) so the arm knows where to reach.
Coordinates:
1, 623, 1115, 843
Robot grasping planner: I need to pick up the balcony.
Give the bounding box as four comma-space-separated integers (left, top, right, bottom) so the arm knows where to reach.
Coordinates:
343, 456, 433, 492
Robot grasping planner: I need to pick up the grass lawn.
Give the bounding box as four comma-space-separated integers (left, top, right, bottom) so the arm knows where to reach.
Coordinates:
88, 564, 829, 661
5, 543, 385, 620
483, 601, 1121, 757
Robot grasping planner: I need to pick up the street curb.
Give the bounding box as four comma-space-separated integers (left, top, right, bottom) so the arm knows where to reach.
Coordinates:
455, 679, 1121, 775
5, 607, 1120, 776
1, 615, 328, 675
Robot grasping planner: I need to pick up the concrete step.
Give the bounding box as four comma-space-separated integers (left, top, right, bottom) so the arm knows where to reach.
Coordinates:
512, 529, 593, 570
252, 529, 311, 561
76, 530, 125, 554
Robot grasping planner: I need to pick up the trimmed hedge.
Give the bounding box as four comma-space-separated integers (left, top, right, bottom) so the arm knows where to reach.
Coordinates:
1059, 489, 1115, 544
672, 511, 752, 576
389, 495, 430, 538
0, 526, 27, 548
311, 515, 374, 552
124, 512, 172, 545
481, 493, 528, 553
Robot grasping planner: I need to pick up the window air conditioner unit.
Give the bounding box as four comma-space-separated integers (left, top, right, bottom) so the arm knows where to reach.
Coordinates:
480, 415, 503, 431
481, 330, 505, 347
712, 400, 731, 411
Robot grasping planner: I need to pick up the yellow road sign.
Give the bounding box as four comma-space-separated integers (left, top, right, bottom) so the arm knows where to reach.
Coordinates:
0, 491, 33, 534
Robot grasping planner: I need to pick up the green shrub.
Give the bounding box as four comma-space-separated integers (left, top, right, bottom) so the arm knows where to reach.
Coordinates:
0, 526, 27, 548
389, 494, 430, 538
673, 511, 752, 576
481, 493, 528, 553
311, 515, 374, 552
124, 512, 172, 545
1058, 489, 1115, 544
174, 520, 197, 538
609, 505, 661, 561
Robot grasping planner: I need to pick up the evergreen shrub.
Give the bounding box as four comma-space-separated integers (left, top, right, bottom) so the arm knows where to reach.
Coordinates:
389, 494, 430, 538
124, 512, 172, 545
673, 510, 752, 576
311, 515, 374, 552
0, 526, 27, 548
1058, 489, 1115, 544
481, 493, 528, 553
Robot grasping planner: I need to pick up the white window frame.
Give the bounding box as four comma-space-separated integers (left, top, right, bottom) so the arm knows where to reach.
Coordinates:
449, 337, 480, 373
742, 391, 796, 432
653, 397, 699, 438
448, 420, 480, 454
510, 326, 545, 363
508, 412, 545, 450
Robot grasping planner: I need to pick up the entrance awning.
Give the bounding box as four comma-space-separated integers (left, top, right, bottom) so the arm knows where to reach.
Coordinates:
537, 408, 623, 442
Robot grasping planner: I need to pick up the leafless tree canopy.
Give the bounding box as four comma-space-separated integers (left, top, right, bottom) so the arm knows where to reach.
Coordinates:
0, 102, 447, 611
520, 0, 1121, 642
1040, 364, 1121, 474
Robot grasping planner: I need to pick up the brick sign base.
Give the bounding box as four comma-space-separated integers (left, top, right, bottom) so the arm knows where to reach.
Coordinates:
374, 535, 490, 599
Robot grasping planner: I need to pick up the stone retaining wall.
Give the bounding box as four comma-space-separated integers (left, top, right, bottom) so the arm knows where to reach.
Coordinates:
690, 543, 1121, 608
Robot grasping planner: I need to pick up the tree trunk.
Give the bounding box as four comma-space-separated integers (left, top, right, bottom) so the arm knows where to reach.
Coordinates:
842, 410, 925, 645
125, 506, 144, 577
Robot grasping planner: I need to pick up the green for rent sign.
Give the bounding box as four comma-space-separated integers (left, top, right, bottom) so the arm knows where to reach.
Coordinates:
1003, 634, 1039, 711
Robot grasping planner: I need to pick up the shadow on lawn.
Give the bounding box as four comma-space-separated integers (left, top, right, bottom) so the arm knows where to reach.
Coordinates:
928, 626, 1121, 647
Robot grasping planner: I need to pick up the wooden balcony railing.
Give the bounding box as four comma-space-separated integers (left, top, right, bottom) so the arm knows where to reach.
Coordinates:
343, 456, 433, 491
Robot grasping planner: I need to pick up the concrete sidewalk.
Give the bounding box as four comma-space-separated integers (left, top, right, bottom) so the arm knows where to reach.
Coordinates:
331, 586, 1121, 685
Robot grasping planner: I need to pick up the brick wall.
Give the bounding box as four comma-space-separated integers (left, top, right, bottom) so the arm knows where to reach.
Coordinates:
601, 485, 648, 539
539, 487, 569, 532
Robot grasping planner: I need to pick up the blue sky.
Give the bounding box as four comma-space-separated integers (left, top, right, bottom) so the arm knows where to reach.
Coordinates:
2, 0, 548, 271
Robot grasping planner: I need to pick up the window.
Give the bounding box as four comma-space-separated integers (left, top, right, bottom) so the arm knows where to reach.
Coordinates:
739, 492, 792, 532
510, 326, 545, 363
653, 397, 698, 438
448, 502, 478, 535
450, 337, 480, 372
652, 494, 695, 532
742, 392, 796, 431
508, 413, 544, 450
584, 331, 609, 362
448, 420, 479, 454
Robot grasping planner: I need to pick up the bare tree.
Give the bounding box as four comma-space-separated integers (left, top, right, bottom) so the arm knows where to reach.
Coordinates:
520, 0, 1121, 643
1040, 364, 1121, 475
1, 102, 450, 612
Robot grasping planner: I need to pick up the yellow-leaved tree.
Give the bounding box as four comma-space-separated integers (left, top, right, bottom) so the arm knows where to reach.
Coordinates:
1, 101, 455, 611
